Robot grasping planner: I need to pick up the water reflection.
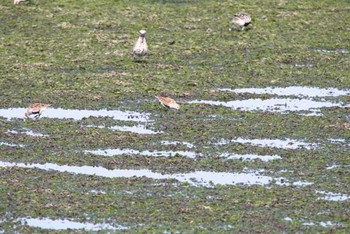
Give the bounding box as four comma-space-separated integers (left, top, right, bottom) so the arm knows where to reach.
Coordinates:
218, 86, 350, 97
174, 171, 273, 186
86, 124, 161, 134
219, 153, 281, 162
303, 220, 341, 228
160, 140, 195, 149
85, 148, 197, 158
316, 191, 350, 201
0, 141, 25, 148
188, 98, 341, 115
286, 217, 342, 228
216, 137, 317, 150
7, 129, 49, 137
0, 108, 150, 122
19, 217, 128, 231
0, 161, 312, 187
315, 48, 348, 54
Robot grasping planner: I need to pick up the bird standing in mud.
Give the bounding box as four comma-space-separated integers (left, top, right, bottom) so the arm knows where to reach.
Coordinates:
132, 30, 148, 59
231, 12, 252, 31
155, 96, 180, 110
25, 103, 51, 119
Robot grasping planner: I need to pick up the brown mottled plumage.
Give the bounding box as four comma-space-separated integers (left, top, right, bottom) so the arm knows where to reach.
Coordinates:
25, 103, 51, 119
155, 96, 180, 110
231, 12, 252, 30
132, 30, 148, 58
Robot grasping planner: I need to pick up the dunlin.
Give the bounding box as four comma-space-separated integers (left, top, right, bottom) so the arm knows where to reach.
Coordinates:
231, 12, 252, 30
25, 103, 51, 119
132, 30, 148, 58
155, 96, 180, 110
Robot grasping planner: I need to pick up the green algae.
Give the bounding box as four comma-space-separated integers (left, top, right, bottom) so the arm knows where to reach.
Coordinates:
0, 0, 349, 233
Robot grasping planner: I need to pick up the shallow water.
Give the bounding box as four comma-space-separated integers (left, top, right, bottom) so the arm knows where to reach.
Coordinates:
314, 48, 348, 54
294, 63, 313, 68
219, 153, 281, 162
86, 146, 281, 161
302, 220, 340, 228
326, 165, 350, 170
285, 218, 341, 228
218, 86, 350, 98
85, 148, 198, 158
7, 129, 49, 137
18, 217, 128, 231
86, 124, 161, 134
316, 191, 350, 202
0, 141, 25, 148
160, 140, 195, 149
215, 137, 317, 150
0, 108, 150, 122
174, 170, 274, 186
0, 161, 311, 187
188, 98, 342, 115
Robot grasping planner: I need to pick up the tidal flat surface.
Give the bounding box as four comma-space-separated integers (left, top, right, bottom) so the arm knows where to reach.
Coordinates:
0, 0, 349, 233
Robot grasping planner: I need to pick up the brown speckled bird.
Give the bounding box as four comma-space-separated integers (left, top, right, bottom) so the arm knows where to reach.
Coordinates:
155, 96, 180, 110
25, 103, 51, 119
231, 12, 252, 30
132, 30, 148, 58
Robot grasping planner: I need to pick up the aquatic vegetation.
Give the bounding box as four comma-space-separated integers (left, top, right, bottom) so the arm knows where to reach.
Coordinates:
0, 0, 349, 232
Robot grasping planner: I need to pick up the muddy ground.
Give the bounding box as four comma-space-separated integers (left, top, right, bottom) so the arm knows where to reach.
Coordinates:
0, 0, 349, 233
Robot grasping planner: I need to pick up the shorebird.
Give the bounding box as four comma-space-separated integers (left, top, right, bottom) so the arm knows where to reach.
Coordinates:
155, 96, 180, 110
231, 12, 252, 30
132, 30, 148, 59
25, 103, 51, 119
14, 0, 27, 4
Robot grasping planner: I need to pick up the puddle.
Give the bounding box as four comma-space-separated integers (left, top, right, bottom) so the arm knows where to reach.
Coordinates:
85, 148, 197, 159
294, 64, 313, 68
0, 161, 310, 187
0, 141, 25, 148
89, 189, 107, 194
0, 142, 18, 147
188, 98, 342, 115
0, 108, 150, 122
316, 191, 350, 201
315, 48, 348, 54
7, 129, 49, 137
160, 140, 195, 149
286, 218, 342, 228
318, 221, 341, 228
303, 220, 341, 228
328, 138, 346, 143
86, 124, 161, 134
215, 137, 317, 150
174, 171, 274, 186
18, 217, 128, 231
326, 165, 350, 170
219, 153, 281, 162
22, 130, 49, 137
285, 181, 314, 186
217, 86, 350, 98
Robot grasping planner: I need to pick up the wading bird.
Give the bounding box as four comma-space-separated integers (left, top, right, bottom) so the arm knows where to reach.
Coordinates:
132, 30, 148, 59
231, 12, 252, 31
25, 103, 51, 119
155, 96, 180, 110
